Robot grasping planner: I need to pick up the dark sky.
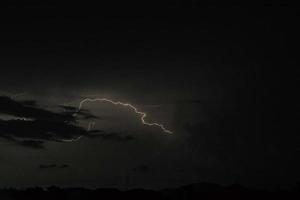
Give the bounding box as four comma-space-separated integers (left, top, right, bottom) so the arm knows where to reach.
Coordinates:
0, 1, 298, 189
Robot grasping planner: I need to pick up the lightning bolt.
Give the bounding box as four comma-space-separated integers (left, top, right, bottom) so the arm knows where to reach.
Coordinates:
87, 121, 96, 131
77, 98, 173, 134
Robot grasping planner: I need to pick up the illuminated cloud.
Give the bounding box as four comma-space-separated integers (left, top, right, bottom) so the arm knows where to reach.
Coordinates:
78, 98, 173, 134
0, 96, 135, 148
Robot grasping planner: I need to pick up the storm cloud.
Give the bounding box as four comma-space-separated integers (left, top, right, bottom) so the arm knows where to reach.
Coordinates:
0, 96, 97, 148
0, 96, 135, 148
86, 131, 134, 142
39, 164, 70, 170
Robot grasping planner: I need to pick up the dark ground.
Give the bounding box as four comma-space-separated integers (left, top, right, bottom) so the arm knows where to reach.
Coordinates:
1, 182, 300, 200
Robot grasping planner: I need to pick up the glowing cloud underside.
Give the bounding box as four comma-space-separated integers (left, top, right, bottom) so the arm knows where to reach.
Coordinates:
78, 98, 173, 134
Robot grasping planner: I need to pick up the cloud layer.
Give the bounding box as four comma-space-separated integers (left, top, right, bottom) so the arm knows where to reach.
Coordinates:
0, 96, 133, 149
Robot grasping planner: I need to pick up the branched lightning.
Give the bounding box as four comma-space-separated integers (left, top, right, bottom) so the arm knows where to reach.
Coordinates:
77, 98, 173, 134
0, 93, 173, 143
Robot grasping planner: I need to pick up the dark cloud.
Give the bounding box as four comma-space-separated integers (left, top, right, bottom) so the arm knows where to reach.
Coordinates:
59, 105, 100, 120
59, 164, 70, 169
0, 96, 96, 148
133, 165, 151, 173
77, 112, 100, 120
0, 96, 75, 123
39, 164, 70, 170
87, 131, 134, 142
17, 140, 45, 149
19, 100, 37, 107
58, 105, 78, 112
0, 119, 88, 143
0, 96, 134, 148
39, 164, 57, 169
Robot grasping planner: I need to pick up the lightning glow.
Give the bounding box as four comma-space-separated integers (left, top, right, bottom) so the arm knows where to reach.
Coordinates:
77, 98, 173, 134
59, 135, 83, 142
87, 121, 96, 131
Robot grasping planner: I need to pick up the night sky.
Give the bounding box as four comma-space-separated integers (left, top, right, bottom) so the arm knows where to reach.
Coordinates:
0, 1, 298, 189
